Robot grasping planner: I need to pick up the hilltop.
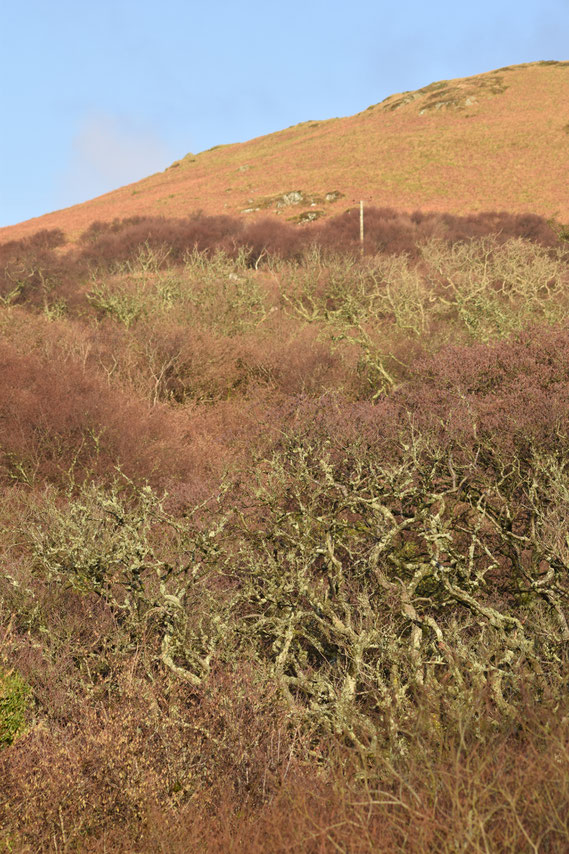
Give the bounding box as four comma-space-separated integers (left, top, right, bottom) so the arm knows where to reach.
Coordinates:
2, 60, 569, 243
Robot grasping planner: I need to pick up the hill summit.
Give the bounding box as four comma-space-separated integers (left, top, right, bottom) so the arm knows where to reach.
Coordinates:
2, 60, 569, 242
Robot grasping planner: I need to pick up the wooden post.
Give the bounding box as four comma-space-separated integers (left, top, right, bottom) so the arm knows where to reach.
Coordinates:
359, 200, 364, 256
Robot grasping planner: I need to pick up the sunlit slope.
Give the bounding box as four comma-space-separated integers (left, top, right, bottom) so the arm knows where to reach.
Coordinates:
2, 61, 568, 242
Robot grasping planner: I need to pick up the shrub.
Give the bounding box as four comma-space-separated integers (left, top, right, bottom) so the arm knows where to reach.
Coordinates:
0, 340, 195, 488
71, 208, 563, 275
420, 235, 569, 339
2, 206, 569, 852
206, 417, 569, 753
312, 207, 561, 258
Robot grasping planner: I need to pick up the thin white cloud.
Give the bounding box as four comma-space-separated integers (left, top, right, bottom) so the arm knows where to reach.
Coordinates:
59, 111, 175, 206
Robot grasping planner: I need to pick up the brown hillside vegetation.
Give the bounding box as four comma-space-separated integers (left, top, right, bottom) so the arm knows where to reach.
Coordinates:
2, 213, 569, 850
2, 61, 569, 244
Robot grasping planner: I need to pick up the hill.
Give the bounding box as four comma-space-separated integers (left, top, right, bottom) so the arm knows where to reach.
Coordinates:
2, 61, 569, 852
2, 60, 569, 243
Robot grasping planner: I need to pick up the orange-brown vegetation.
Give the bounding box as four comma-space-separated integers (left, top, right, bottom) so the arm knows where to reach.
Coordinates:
2, 62, 569, 245
1, 212, 569, 851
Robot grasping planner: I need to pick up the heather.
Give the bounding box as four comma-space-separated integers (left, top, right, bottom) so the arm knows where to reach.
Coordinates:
1, 214, 569, 852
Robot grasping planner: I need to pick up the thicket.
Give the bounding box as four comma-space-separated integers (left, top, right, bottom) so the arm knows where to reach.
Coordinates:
1, 207, 563, 312
75, 208, 562, 262
1, 215, 569, 851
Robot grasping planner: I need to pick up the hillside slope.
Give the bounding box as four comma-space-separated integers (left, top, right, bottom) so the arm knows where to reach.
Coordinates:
2, 61, 568, 242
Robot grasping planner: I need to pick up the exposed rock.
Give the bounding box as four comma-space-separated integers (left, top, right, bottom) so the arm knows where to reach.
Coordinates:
288, 209, 325, 224
383, 74, 508, 115
276, 191, 304, 208
245, 189, 342, 214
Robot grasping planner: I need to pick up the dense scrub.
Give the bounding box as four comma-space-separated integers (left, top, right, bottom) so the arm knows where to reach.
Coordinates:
1, 206, 563, 312
1, 215, 569, 851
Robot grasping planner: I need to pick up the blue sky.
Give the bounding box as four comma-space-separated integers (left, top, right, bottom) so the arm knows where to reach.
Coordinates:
1, 0, 568, 228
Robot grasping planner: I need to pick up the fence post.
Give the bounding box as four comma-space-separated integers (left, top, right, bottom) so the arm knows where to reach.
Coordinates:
359, 200, 364, 257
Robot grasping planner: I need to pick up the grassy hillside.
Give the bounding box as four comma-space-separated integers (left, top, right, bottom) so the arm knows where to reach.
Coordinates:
2, 61, 569, 243
1, 212, 569, 850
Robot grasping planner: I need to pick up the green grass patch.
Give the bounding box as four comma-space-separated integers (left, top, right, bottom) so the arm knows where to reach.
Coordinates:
0, 668, 32, 747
